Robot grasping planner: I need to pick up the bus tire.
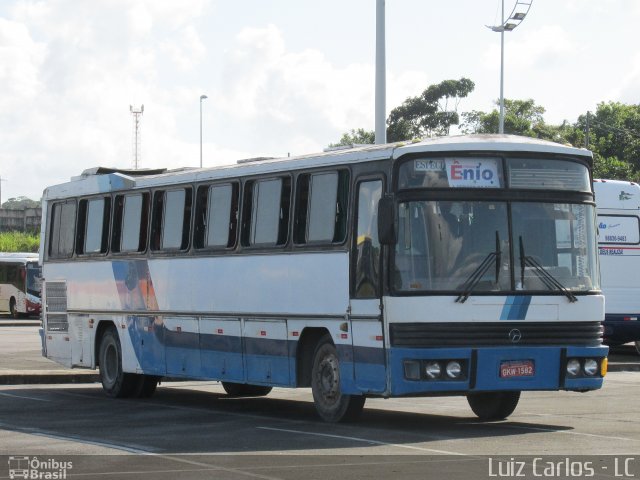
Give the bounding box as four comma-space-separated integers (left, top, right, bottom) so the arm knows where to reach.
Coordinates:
221, 382, 272, 397
311, 334, 365, 422
467, 391, 520, 421
98, 326, 138, 398
132, 375, 160, 398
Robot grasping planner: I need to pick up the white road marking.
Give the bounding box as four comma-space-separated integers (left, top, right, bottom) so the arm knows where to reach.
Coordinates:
0, 391, 51, 402
257, 426, 466, 455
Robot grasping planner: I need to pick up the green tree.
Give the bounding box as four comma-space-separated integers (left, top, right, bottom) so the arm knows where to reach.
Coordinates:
460, 99, 547, 137
575, 102, 640, 172
387, 77, 475, 141
330, 77, 475, 146
329, 128, 375, 148
593, 155, 639, 181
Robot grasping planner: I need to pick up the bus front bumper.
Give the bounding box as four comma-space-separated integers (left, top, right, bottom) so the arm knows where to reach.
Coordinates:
388, 345, 609, 397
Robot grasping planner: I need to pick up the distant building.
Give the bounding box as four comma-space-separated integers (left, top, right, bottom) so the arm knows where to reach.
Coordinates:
0, 207, 42, 233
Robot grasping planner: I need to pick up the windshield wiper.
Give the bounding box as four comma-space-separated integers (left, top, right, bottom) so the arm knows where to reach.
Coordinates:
518, 236, 577, 303
456, 231, 502, 303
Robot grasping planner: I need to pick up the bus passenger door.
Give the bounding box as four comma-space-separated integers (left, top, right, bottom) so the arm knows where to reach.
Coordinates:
349, 178, 387, 393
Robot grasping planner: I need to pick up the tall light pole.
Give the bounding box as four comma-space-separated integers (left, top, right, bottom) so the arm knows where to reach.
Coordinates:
200, 94, 208, 168
375, 0, 386, 144
488, 0, 532, 134
0, 176, 6, 208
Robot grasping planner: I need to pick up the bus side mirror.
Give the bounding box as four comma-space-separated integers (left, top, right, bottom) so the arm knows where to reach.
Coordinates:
378, 196, 396, 245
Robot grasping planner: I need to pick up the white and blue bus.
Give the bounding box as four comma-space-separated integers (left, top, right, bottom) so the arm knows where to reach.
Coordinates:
594, 179, 640, 349
0, 253, 42, 318
40, 135, 607, 422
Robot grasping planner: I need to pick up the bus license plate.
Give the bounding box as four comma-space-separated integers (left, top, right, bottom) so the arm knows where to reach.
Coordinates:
500, 360, 535, 378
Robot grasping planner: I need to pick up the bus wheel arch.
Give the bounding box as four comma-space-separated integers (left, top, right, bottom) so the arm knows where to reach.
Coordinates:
311, 333, 365, 422
296, 327, 330, 387
96, 323, 138, 398
467, 391, 520, 421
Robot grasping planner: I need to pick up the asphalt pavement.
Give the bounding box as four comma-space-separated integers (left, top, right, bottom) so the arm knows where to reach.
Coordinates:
1, 316, 638, 386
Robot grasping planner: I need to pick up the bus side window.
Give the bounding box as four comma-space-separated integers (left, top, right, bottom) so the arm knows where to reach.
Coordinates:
151, 188, 192, 251
112, 193, 149, 253
194, 183, 239, 249
76, 197, 111, 255
294, 170, 349, 245
242, 177, 291, 247
354, 180, 383, 298
49, 200, 77, 258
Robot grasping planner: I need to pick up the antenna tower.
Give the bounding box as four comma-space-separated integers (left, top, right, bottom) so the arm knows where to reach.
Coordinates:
130, 104, 144, 169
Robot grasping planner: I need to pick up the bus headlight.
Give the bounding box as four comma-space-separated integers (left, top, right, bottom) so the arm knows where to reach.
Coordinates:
445, 361, 463, 379
566, 358, 581, 377
425, 361, 442, 379
583, 359, 599, 376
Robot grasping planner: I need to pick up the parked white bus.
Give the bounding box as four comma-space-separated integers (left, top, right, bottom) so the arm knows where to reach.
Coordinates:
594, 179, 640, 348
0, 252, 42, 318
39, 135, 607, 422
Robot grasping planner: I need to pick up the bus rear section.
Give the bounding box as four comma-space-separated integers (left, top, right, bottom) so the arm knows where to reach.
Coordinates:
594, 179, 640, 347
0, 253, 42, 318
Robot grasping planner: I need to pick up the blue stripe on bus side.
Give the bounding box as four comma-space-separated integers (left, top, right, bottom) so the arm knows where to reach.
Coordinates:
126, 319, 385, 391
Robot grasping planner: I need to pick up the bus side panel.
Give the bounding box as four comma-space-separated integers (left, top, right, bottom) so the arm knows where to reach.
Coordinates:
69, 314, 93, 367
0, 284, 19, 312
351, 321, 387, 393
244, 319, 290, 386
44, 333, 72, 368
164, 316, 201, 378
128, 316, 166, 375
200, 318, 244, 382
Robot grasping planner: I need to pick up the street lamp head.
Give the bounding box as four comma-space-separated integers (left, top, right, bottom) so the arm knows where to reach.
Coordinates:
200, 94, 208, 101
488, 0, 532, 33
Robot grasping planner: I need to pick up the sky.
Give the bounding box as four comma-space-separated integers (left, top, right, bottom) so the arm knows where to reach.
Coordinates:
0, 0, 639, 203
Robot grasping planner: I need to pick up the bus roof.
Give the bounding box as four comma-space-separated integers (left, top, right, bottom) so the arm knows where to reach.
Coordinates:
42, 134, 593, 200
594, 179, 640, 210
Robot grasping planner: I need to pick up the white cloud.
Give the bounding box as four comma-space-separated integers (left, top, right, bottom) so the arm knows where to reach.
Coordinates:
482, 25, 575, 72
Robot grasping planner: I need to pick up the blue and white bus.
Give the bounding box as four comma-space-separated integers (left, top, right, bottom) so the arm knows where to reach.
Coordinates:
40, 135, 607, 422
594, 179, 640, 349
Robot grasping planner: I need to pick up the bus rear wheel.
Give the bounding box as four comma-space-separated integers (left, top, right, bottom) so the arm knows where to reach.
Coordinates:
133, 375, 160, 398
311, 334, 365, 422
98, 326, 139, 398
467, 391, 520, 421
9, 298, 19, 319
221, 382, 272, 397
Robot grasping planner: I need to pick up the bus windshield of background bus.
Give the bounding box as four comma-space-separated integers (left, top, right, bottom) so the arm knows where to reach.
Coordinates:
26, 264, 42, 298
393, 201, 599, 294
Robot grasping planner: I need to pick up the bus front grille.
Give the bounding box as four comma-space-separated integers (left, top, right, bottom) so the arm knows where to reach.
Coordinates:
389, 321, 603, 348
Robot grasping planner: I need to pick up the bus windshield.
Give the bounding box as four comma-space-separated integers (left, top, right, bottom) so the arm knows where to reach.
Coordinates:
26, 263, 42, 298
393, 200, 599, 294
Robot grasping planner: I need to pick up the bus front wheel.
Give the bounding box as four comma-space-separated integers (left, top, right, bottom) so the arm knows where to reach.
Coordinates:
467, 391, 520, 421
98, 326, 139, 398
311, 334, 365, 422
